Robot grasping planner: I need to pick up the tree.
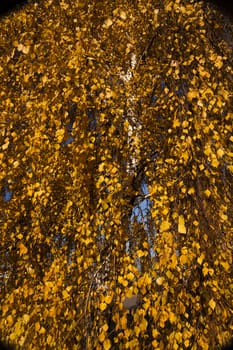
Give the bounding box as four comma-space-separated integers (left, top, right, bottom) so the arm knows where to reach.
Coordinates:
0, 0, 232, 349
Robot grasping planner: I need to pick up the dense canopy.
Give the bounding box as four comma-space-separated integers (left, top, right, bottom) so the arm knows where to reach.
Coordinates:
0, 0, 232, 349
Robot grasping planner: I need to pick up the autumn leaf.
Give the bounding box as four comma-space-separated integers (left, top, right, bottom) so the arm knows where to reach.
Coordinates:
178, 215, 186, 234
99, 302, 107, 311
197, 253, 205, 265
160, 220, 171, 232
19, 243, 28, 255
156, 277, 164, 286
209, 299, 216, 310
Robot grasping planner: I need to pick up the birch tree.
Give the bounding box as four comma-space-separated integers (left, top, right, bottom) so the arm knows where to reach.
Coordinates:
0, 0, 232, 349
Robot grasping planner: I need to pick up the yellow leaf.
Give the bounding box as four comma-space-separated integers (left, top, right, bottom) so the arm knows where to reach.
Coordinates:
22, 314, 30, 324
126, 272, 135, 281
175, 331, 182, 342
105, 88, 116, 99
103, 18, 113, 28
220, 261, 230, 272
47, 334, 53, 345
187, 90, 199, 101
35, 322, 40, 332
7, 315, 14, 327
62, 289, 70, 299
178, 301, 186, 314
55, 129, 65, 143
140, 317, 148, 332
171, 254, 177, 268
159, 310, 169, 328
204, 189, 211, 197
160, 220, 171, 232
119, 10, 127, 20
214, 57, 223, 69
99, 302, 107, 311
197, 253, 205, 265
178, 215, 186, 234
48, 306, 56, 317
102, 201, 109, 211
102, 323, 108, 332
151, 307, 158, 321
138, 276, 145, 288
2, 304, 9, 315
103, 339, 111, 350
202, 264, 209, 277
105, 295, 113, 304
228, 165, 233, 172
199, 164, 205, 171
180, 254, 188, 265
135, 326, 141, 337
211, 158, 219, 168
97, 175, 105, 186
182, 151, 189, 163
2, 140, 10, 150
39, 326, 46, 334
209, 299, 216, 310
152, 340, 159, 348
98, 163, 105, 172
165, 158, 175, 164
152, 328, 159, 338
118, 276, 128, 287
166, 270, 173, 279
120, 315, 127, 329
144, 273, 152, 285
99, 331, 105, 343
66, 200, 73, 210
173, 118, 181, 128
169, 312, 177, 323
17, 43, 30, 54
217, 148, 224, 158
19, 243, 28, 255
137, 249, 145, 258
156, 277, 164, 285
13, 160, 19, 168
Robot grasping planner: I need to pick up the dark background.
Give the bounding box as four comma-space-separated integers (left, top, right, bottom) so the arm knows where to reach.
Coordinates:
0, 0, 29, 16
0, 0, 233, 17
206, 0, 233, 17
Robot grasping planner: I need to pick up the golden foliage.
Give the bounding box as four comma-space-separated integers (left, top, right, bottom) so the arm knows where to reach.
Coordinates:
0, 0, 232, 349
